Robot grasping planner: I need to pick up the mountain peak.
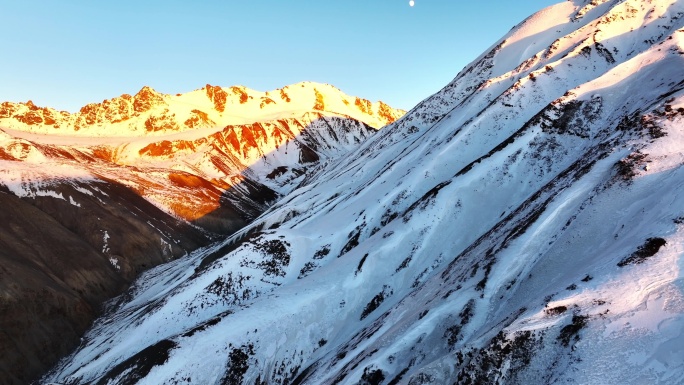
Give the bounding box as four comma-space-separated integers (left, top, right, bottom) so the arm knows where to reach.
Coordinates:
136, 85, 159, 95
133, 85, 164, 113
204, 84, 228, 112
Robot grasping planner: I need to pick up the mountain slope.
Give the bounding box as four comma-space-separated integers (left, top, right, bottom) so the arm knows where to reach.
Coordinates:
43, 1, 684, 384
0, 83, 403, 385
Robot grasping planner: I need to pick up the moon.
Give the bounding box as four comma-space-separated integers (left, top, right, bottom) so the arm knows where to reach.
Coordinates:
409, 0, 415, 6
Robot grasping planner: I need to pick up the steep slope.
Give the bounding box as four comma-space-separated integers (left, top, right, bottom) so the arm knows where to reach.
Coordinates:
43, 0, 684, 384
0, 84, 403, 385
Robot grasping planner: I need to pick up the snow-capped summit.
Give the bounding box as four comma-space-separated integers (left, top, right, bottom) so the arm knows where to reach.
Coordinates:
35, 0, 684, 384
0, 81, 403, 136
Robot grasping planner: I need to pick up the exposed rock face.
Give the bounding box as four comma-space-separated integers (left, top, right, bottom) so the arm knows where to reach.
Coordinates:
205, 84, 228, 113
143, 109, 179, 132
133, 86, 164, 113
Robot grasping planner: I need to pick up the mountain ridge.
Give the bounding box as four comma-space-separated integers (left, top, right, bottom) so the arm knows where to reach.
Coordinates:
0, 81, 403, 136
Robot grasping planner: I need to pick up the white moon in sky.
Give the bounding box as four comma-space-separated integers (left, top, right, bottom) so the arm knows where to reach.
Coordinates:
409, 0, 415, 6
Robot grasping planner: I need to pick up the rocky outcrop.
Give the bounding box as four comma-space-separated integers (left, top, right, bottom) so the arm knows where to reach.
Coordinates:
205, 84, 228, 113
133, 86, 164, 113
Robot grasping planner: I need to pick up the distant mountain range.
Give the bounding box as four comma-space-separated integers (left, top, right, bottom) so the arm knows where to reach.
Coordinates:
0, 82, 404, 385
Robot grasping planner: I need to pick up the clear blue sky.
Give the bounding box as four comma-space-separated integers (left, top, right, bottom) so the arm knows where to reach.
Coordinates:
1, 1, 559, 112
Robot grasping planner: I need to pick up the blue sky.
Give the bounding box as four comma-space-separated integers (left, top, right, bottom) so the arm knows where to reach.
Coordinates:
1, 1, 559, 112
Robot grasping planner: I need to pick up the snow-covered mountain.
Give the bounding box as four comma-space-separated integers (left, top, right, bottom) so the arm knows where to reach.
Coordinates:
41, 0, 684, 384
0, 83, 404, 385
0, 82, 400, 135
0, 81, 404, 236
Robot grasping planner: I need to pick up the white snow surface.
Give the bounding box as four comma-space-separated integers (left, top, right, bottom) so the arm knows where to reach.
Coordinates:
42, 0, 684, 384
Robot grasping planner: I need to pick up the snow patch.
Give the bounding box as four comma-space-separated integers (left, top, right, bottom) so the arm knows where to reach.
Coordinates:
108, 257, 120, 271
69, 195, 81, 207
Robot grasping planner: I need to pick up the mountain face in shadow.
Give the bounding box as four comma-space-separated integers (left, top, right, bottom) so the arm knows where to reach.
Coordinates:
0, 84, 404, 385
0, 179, 208, 385
40, 0, 684, 384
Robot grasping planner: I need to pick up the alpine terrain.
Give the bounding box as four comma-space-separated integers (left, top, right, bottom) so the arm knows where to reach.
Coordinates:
36, 0, 684, 383
0, 82, 404, 385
